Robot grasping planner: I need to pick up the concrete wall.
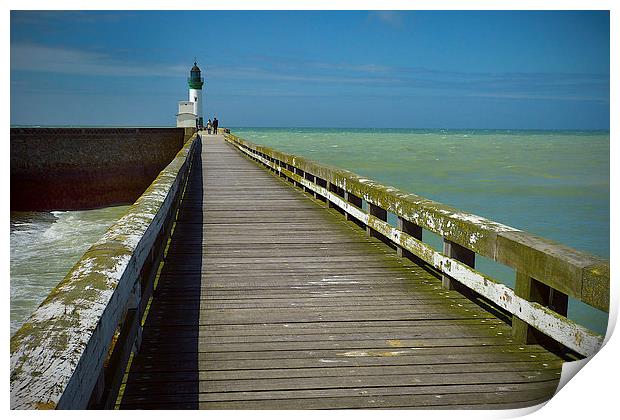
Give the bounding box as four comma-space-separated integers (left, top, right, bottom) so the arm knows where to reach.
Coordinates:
10, 127, 196, 211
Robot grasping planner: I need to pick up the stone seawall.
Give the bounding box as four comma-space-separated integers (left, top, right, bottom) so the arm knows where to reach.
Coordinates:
10, 127, 195, 211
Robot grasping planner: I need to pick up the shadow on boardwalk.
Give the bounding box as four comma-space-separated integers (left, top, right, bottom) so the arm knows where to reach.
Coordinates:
119, 139, 204, 409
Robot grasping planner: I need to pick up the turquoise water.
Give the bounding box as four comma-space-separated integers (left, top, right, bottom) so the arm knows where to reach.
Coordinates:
232, 128, 610, 335
10, 206, 129, 335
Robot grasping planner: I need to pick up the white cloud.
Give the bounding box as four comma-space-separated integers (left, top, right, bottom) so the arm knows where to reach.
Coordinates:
368, 11, 404, 28
11, 42, 608, 105
469, 92, 609, 102
11, 42, 185, 77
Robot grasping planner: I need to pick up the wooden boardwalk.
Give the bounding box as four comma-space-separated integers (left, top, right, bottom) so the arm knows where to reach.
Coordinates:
117, 134, 563, 409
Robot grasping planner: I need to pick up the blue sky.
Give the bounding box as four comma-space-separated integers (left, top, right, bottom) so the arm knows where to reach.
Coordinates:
10, 10, 610, 128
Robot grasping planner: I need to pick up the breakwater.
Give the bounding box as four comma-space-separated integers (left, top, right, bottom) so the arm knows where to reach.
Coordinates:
10, 127, 196, 211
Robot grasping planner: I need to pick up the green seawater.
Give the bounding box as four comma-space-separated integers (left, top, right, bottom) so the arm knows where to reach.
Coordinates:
10, 206, 129, 335
232, 128, 610, 335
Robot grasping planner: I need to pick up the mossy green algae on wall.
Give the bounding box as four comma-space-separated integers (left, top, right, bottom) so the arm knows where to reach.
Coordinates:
10, 133, 199, 410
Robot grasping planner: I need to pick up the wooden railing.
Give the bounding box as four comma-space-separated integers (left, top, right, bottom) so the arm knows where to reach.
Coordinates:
10, 133, 201, 409
224, 132, 609, 358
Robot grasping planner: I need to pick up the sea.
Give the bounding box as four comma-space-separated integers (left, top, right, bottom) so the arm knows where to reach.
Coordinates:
9, 128, 610, 336
10, 206, 129, 334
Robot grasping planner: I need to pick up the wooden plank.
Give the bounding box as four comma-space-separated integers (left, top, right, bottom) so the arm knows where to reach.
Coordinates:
130, 343, 555, 361
128, 351, 561, 373
196, 393, 553, 410
124, 360, 563, 383
145, 299, 474, 310
119, 380, 558, 406
139, 319, 506, 337
121, 370, 560, 395
139, 324, 511, 342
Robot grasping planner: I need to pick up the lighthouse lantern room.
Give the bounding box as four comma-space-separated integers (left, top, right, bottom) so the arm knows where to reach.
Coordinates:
176, 60, 205, 128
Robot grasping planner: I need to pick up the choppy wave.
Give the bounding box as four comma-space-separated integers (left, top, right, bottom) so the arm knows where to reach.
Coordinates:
10, 206, 129, 335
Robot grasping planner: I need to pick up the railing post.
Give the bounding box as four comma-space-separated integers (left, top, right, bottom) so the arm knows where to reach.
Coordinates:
294, 168, 304, 188
344, 192, 361, 219
397, 217, 422, 258
343, 191, 364, 229
512, 272, 569, 345
442, 239, 475, 289
286, 164, 294, 183
314, 177, 327, 203
367, 203, 387, 238
327, 183, 345, 215
312, 176, 318, 198
128, 277, 142, 350
88, 366, 106, 408
327, 182, 336, 208
99, 307, 140, 409
303, 172, 314, 195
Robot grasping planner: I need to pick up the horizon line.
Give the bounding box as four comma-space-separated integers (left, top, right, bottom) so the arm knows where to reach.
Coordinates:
9, 124, 611, 131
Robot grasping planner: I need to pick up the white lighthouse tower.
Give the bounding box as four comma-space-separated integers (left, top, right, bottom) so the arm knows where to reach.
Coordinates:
176, 61, 205, 128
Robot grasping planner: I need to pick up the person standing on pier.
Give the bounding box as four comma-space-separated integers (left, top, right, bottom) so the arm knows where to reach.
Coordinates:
213, 117, 219, 134
207, 118, 212, 134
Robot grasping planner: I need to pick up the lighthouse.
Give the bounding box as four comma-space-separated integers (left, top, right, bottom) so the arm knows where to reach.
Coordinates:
176, 61, 205, 128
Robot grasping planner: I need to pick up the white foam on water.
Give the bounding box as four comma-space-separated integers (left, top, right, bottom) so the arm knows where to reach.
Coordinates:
10, 206, 129, 335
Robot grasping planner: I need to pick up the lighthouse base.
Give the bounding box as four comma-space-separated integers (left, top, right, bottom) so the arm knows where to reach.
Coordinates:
176, 113, 197, 128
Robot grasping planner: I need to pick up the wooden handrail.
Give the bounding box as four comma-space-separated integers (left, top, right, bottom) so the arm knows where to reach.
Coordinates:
10, 134, 200, 409
225, 132, 609, 358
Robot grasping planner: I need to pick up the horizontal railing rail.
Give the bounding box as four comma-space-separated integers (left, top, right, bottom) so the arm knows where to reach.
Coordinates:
224, 132, 609, 358
10, 133, 201, 409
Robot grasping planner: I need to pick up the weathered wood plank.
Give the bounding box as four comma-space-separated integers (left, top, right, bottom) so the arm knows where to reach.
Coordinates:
139, 319, 505, 337
145, 299, 474, 310
124, 360, 563, 383
122, 370, 560, 395
195, 394, 552, 410
119, 381, 558, 409
140, 324, 510, 342
128, 350, 561, 373
124, 379, 559, 400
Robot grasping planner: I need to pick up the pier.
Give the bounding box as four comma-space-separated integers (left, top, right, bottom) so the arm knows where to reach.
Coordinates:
10, 132, 609, 409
